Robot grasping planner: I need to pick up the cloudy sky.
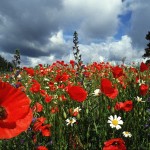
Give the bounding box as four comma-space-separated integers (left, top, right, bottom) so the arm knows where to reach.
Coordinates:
0, 0, 150, 67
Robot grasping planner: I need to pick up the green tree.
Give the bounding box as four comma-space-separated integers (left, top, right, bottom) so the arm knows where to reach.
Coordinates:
0, 55, 13, 71
12, 49, 21, 69
142, 31, 150, 64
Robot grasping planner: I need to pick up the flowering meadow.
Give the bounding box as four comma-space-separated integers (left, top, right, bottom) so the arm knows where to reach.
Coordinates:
0, 60, 150, 150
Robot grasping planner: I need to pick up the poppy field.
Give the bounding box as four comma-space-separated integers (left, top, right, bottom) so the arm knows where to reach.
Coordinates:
0, 60, 150, 150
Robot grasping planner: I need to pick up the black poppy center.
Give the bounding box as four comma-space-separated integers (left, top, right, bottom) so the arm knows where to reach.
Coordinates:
0, 106, 8, 120
112, 142, 119, 146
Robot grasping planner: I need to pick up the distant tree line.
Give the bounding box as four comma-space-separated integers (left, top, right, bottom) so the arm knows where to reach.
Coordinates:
0, 49, 21, 72
142, 31, 150, 65
0, 55, 13, 72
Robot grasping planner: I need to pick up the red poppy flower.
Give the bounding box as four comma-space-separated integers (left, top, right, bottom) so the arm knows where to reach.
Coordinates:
58, 95, 67, 101
45, 95, 53, 103
33, 117, 51, 137
112, 66, 124, 78
33, 117, 46, 132
0, 82, 32, 139
48, 82, 57, 91
50, 106, 59, 114
32, 102, 43, 112
40, 89, 47, 97
122, 100, 133, 112
115, 100, 133, 112
70, 60, 75, 68
140, 62, 149, 72
101, 78, 118, 99
23, 67, 35, 76
67, 86, 87, 102
55, 72, 69, 82
103, 138, 126, 150
140, 84, 149, 95
40, 124, 51, 136
36, 146, 48, 150
117, 76, 127, 89
114, 102, 124, 111
30, 80, 41, 93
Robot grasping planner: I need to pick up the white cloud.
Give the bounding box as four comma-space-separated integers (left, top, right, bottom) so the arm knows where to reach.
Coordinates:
77, 35, 134, 63
123, 0, 150, 47
27, 55, 56, 67
62, 0, 123, 39
49, 30, 65, 45
12, 33, 146, 67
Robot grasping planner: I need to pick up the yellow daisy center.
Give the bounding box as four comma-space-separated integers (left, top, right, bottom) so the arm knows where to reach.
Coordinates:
69, 119, 74, 124
112, 119, 118, 126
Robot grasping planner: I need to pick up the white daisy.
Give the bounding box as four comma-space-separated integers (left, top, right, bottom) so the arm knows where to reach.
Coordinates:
45, 86, 49, 89
138, 79, 145, 86
73, 107, 81, 113
66, 117, 76, 126
17, 74, 22, 79
107, 115, 123, 130
43, 78, 49, 81
93, 89, 101, 96
135, 96, 145, 102
123, 131, 132, 137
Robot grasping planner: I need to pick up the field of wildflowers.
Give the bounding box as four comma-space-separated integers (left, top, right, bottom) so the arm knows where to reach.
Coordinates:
0, 59, 150, 149
0, 32, 150, 150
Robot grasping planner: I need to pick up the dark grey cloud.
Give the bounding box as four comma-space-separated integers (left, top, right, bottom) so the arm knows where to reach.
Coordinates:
0, 0, 124, 60
0, 0, 63, 57
127, 0, 150, 49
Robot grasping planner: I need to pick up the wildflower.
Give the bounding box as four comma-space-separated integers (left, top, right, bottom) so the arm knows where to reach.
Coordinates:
45, 86, 49, 89
0, 81, 33, 139
50, 106, 59, 114
138, 79, 145, 86
55, 72, 69, 82
139, 84, 149, 95
17, 74, 22, 79
135, 96, 145, 102
103, 138, 126, 150
114, 102, 124, 111
33, 117, 51, 137
73, 107, 81, 113
58, 95, 67, 101
140, 62, 149, 72
40, 89, 47, 97
112, 66, 124, 78
115, 100, 133, 112
70, 60, 75, 68
45, 95, 53, 103
101, 78, 118, 99
66, 117, 76, 126
107, 115, 123, 130
122, 131, 132, 138
32, 102, 43, 112
53, 94, 58, 99
93, 89, 101, 96
122, 100, 133, 112
43, 78, 49, 81
23, 67, 34, 76
67, 86, 87, 102
30, 80, 41, 93
36, 146, 48, 150
70, 107, 82, 117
